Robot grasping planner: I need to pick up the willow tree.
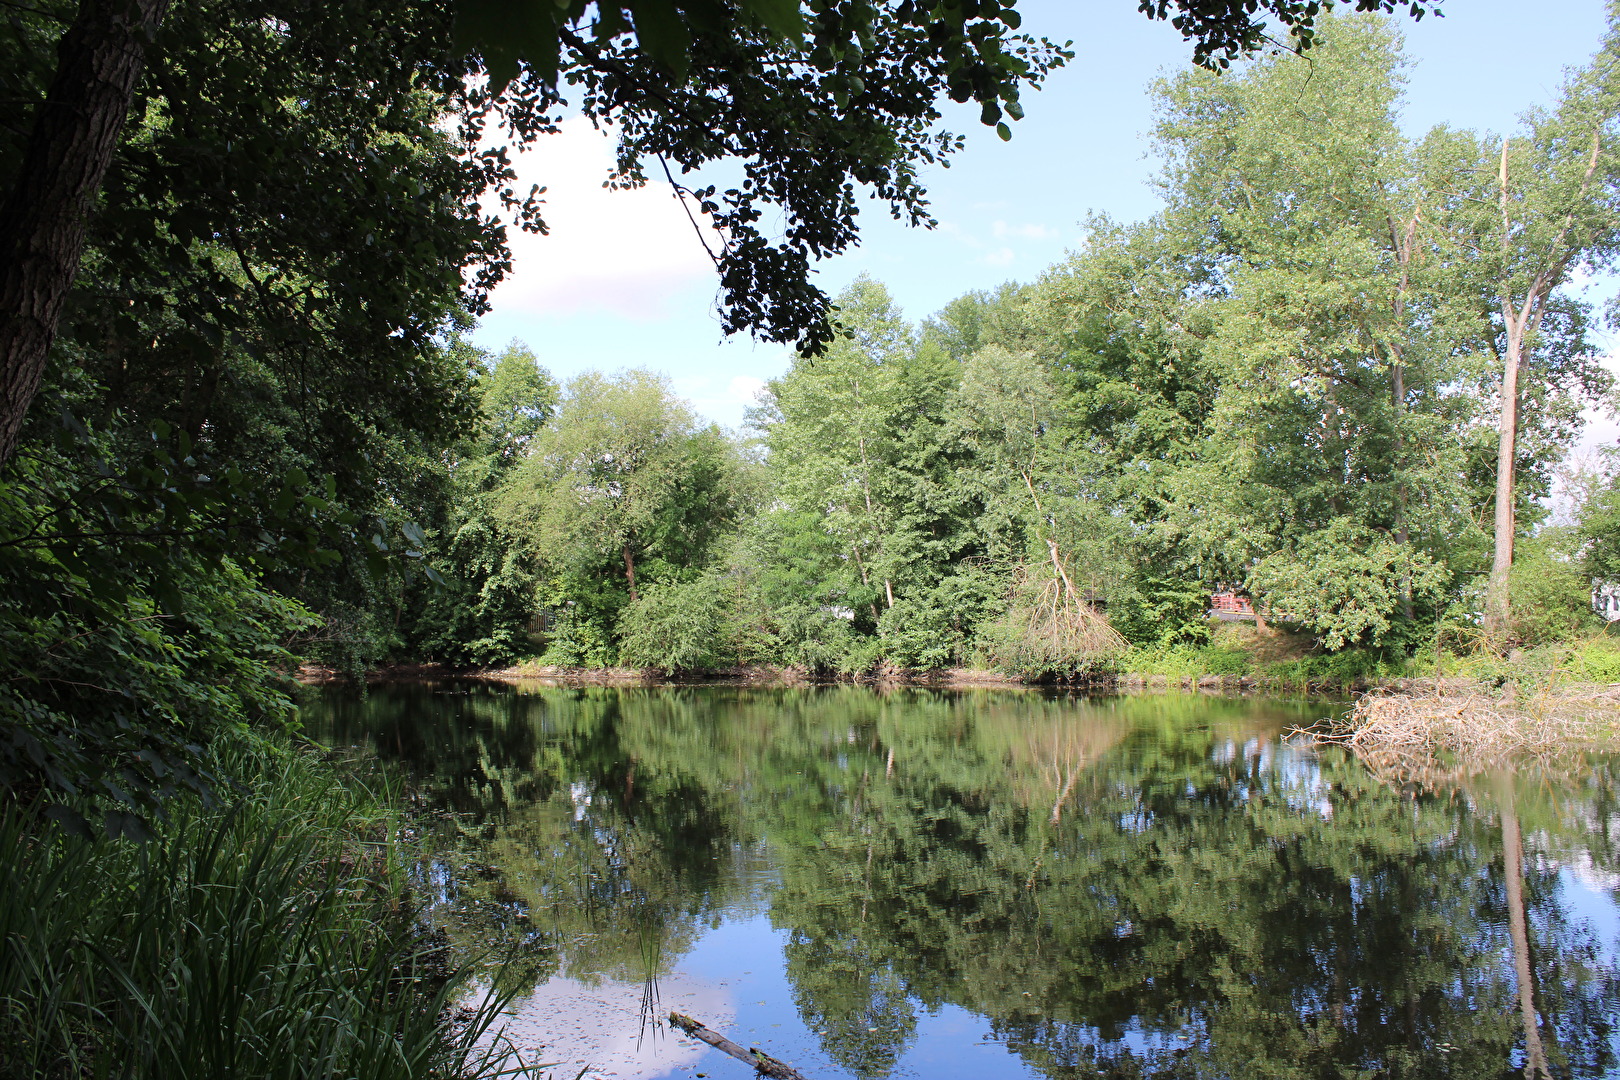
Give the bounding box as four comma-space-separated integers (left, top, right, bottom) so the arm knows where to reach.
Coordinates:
499, 369, 744, 655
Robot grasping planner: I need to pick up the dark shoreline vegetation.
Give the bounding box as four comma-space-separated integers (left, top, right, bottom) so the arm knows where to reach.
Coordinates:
0, 736, 524, 1080
3, 0, 1620, 1076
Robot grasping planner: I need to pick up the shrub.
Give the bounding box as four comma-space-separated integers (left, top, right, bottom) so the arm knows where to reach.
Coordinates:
1509, 534, 1602, 646
1568, 635, 1620, 682
1247, 520, 1447, 651
1106, 574, 1213, 647
877, 571, 1004, 670
616, 575, 733, 673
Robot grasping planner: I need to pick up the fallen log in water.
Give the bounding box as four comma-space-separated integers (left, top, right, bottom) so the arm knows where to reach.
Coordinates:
667, 1012, 808, 1080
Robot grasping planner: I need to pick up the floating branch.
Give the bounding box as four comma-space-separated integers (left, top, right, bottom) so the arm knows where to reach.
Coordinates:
667, 1012, 809, 1080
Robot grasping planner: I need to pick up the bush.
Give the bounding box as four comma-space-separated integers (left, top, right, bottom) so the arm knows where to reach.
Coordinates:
1247, 520, 1447, 651
616, 575, 734, 673
877, 571, 1004, 670
1570, 635, 1620, 682
1509, 534, 1602, 646
0, 738, 519, 1080
1106, 574, 1212, 647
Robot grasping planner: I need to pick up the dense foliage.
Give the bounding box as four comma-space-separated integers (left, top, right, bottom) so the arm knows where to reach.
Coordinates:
377, 11, 1620, 677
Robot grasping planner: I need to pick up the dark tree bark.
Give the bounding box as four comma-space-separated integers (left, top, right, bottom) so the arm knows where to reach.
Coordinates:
622, 543, 638, 602
0, 0, 168, 470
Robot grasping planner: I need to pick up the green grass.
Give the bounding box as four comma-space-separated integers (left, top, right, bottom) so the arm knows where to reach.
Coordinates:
1407, 632, 1620, 690
0, 737, 527, 1080
1115, 626, 1620, 692
1117, 642, 1407, 687
1118, 644, 1255, 679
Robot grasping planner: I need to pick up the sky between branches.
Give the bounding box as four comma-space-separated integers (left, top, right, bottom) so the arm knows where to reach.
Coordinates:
473, 0, 1619, 441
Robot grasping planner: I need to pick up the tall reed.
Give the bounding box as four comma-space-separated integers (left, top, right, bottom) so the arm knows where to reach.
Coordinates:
0, 737, 527, 1080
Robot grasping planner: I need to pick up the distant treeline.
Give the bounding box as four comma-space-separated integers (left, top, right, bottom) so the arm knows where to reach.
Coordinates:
366, 14, 1620, 676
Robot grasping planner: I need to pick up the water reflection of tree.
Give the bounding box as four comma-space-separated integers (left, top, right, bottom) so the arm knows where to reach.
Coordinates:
753, 698, 1620, 1080
306, 683, 761, 989
303, 685, 1620, 1079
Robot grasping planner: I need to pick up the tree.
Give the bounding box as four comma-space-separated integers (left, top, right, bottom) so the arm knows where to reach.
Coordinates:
943, 343, 1127, 673
756, 278, 931, 625
1463, 5, 1620, 631
499, 369, 746, 658
0, 0, 521, 818
1100, 14, 1532, 648
402, 342, 561, 666
0, 0, 1447, 471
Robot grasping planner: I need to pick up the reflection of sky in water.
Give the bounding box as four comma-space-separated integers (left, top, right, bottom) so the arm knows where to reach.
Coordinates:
1561, 866, 1620, 970
490, 970, 734, 1078
554, 864, 1620, 1080
307, 685, 1620, 1080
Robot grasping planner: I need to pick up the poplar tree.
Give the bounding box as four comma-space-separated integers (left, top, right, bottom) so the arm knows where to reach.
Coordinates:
1465, 5, 1620, 631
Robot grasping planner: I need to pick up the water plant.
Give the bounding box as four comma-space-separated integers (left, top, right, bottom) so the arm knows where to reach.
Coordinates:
0, 737, 527, 1080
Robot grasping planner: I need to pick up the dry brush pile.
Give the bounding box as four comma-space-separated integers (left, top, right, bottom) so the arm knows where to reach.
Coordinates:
1301, 686, 1620, 782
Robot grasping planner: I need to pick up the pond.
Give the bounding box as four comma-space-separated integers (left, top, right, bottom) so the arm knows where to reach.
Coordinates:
302, 682, 1620, 1080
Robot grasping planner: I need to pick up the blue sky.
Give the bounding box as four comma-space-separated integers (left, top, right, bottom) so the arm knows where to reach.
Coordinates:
470, 0, 1614, 431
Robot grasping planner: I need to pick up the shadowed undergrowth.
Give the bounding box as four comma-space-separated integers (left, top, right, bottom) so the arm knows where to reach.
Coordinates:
0, 738, 528, 1080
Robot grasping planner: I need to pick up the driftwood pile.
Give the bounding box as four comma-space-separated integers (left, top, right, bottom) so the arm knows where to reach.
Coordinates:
1312, 687, 1620, 754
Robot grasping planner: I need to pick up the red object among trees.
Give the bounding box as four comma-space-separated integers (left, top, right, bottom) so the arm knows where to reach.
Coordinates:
1209, 592, 1254, 615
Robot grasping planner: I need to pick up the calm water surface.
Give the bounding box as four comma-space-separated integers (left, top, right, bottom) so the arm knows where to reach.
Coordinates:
302, 683, 1620, 1080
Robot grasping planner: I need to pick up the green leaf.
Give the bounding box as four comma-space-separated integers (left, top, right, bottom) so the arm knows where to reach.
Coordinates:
744, 0, 806, 40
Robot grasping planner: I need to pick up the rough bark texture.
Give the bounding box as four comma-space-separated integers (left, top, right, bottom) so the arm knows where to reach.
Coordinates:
1487, 327, 1522, 633
0, 0, 168, 470
622, 543, 638, 602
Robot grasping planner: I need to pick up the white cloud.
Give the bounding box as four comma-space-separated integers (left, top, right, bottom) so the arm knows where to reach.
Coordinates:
984, 247, 1016, 267
483, 119, 722, 320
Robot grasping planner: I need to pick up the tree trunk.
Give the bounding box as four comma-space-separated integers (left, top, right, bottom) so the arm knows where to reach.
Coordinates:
1393, 355, 1414, 621
622, 543, 638, 602
1485, 138, 1520, 634
0, 0, 169, 470
1485, 128, 1602, 633
1486, 328, 1522, 633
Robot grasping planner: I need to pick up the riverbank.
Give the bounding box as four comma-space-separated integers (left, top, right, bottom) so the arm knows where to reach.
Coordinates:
298, 626, 1620, 702
294, 661, 1531, 696
301, 660, 1310, 693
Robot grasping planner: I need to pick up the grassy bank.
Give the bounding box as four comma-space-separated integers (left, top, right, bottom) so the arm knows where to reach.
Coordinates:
0, 736, 521, 1080
1115, 623, 1620, 692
